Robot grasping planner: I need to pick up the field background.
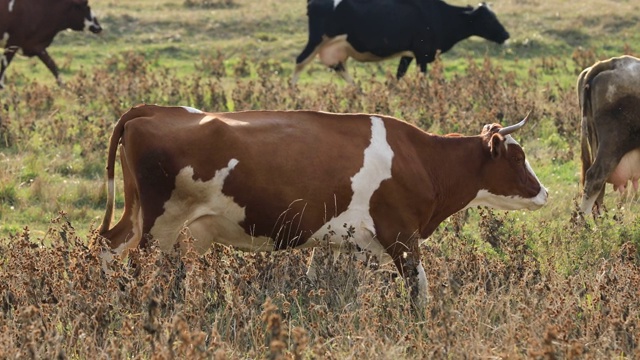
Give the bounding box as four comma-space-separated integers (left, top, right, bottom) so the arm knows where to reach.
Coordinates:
1, 0, 640, 358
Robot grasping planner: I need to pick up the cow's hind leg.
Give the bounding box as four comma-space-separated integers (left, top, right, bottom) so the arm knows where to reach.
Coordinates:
0, 47, 18, 89
396, 56, 413, 80
292, 2, 329, 85
580, 143, 626, 215
332, 62, 355, 86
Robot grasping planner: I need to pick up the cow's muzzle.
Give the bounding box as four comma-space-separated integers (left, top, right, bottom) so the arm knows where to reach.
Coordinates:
498, 32, 510, 45
86, 13, 102, 34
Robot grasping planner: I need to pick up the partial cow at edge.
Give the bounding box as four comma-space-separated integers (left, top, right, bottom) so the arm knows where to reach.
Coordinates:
0, 0, 102, 89
292, 0, 510, 85
99, 105, 547, 306
578, 55, 640, 216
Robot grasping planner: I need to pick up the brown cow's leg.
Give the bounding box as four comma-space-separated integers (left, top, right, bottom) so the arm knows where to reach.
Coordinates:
36, 50, 62, 86
0, 47, 18, 89
387, 238, 428, 310
100, 149, 142, 268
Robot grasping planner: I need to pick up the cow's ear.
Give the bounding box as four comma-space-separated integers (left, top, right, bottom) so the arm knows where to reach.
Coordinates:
489, 133, 505, 159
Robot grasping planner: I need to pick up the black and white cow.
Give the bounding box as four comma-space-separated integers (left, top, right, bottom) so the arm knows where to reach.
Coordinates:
578, 55, 640, 216
292, 0, 510, 85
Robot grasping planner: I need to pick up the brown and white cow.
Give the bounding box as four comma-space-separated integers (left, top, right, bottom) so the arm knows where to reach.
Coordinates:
100, 105, 548, 304
578, 55, 640, 216
0, 0, 101, 89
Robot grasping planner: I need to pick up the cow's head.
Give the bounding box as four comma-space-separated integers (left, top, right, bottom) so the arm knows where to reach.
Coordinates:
466, 3, 510, 45
67, 0, 102, 34
466, 113, 548, 211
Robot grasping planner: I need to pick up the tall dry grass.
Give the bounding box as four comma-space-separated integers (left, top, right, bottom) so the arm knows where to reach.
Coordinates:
1, 211, 638, 358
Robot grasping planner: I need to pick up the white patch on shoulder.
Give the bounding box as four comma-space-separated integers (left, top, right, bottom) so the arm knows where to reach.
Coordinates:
150, 159, 276, 254
308, 116, 394, 263
333, 0, 343, 8
8, 0, 16, 12
181, 106, 204, 114
0, 32, 8, 47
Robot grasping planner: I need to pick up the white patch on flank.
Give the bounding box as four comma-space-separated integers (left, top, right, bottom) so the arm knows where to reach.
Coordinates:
150, 159, 276, 254
181, 106, 204, 114
308, 116, 394, 263
8, 0, 15, 12
465, 135, 548, 211
333, 0, 343, 8
0, 32, 8, 47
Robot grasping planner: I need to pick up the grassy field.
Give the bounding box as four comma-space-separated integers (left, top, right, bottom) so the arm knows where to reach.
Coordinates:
1, 0, 640, 358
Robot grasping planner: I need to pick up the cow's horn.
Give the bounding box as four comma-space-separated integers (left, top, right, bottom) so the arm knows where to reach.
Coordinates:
498, 111, 531, 136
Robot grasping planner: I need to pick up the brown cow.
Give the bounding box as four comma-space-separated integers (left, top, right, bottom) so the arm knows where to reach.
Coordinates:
578, 55, 640, 216
100, 105, 548, 305
0, 0, 102, 89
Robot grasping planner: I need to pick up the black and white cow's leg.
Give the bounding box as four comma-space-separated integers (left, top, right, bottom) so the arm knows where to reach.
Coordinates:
0, 47, 18, 89
396, 56, 413, 80
580, 144, 625, 216
418, 60, 428, 76
292, 8, 326, 85
331, 62, 355, 86
36, 49, 62, 86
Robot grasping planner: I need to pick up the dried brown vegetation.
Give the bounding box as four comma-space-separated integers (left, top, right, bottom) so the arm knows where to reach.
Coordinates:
1, 211, 638, 358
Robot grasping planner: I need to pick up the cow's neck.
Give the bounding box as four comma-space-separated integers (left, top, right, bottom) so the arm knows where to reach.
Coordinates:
418, 135, 488, 235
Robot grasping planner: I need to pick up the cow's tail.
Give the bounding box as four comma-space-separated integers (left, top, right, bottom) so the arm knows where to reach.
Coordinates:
578, 57, 623, 188
99, 105, 145, 234
578, 67, 593, 189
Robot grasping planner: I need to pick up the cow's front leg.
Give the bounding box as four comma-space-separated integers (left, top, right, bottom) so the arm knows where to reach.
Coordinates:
0, 47, 18, 89
36, 49, 62, 86
417, 59, 429, 75
390, 242, 428, 310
